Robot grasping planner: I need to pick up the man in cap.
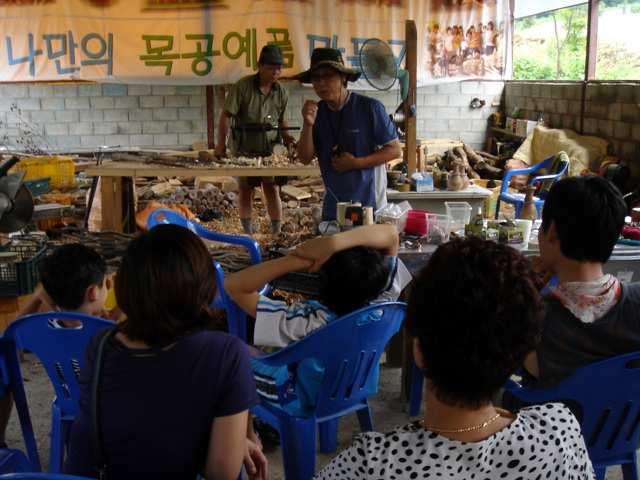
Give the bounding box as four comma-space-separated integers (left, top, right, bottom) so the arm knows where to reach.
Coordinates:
215, 45, 295, 234
296, 48, 401, 221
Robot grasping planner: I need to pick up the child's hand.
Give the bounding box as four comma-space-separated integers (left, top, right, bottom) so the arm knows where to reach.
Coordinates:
291, 236, 335, 272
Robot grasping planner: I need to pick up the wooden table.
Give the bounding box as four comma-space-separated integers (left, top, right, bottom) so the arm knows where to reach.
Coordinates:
85, 161, 321, 232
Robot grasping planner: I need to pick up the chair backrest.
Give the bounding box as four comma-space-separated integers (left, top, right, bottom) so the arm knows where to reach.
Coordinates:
0, 474, 94, 479
536, 151, 570, 195
4, 312, 113, 415
263, 302, 406, 417
147, 208, 262, 264
511, 351, 640, 464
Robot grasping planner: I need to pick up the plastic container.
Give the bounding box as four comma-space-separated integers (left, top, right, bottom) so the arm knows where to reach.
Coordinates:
445, 202, 472, 235
426, 214, 451, 244
514, 219, 533, 250
376, 201, 411, 233
471, 179, 502, 219
0, 237, 46, 297
24, 177, 51, 196
404, 209, 429, 237
11, 156, 76, 189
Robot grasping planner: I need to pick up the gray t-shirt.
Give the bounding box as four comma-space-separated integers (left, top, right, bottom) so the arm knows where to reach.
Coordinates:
536, 282, 640, 387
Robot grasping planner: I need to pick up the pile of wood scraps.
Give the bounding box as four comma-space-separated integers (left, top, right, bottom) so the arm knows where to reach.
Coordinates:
427, 144, 505, 180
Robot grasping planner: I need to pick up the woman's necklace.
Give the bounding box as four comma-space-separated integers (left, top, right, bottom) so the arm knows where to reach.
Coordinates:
421, 407, 511, 434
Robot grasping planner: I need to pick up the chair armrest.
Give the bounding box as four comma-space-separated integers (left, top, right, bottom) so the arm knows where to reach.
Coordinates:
147, 208, 262, 264
194, 224, 262, 264
528, 174, 560, 186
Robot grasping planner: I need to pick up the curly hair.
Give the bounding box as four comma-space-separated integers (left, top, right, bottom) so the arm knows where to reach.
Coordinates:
116, 225, 218, 347
406, 237, 543, 408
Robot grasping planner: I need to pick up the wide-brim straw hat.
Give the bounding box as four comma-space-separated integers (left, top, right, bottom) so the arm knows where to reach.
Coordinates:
292, 48, 361, 84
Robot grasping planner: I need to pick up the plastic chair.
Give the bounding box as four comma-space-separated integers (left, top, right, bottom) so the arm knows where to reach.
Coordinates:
252, 302, 406, 480
0, 449, 33, 474
3, 313, 113, 473
0, 475, 94, 479
505, 351, 640, 480
495, 153, 569, 219
147, 208, 265, 341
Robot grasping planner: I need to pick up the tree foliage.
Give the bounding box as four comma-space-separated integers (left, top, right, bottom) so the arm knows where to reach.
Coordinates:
513, 1, 639, 80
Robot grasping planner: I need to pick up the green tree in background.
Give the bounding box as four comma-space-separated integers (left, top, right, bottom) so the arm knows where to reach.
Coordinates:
550, 5, 587, 79
513, 1, 640, 80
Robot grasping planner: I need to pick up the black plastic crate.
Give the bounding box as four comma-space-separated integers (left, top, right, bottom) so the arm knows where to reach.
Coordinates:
0, 238, 46, 297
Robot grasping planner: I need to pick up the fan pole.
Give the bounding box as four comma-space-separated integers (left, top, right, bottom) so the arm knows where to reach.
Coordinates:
403, 19, 417, 175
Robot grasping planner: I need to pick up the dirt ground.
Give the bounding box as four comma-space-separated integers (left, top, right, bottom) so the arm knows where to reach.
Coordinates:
5, 355, 629, 479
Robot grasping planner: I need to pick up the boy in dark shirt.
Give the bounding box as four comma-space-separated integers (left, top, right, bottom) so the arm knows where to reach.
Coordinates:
525, 176, 640, 386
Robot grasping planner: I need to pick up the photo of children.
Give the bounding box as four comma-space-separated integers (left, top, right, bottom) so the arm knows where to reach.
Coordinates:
426, 0, 505, 79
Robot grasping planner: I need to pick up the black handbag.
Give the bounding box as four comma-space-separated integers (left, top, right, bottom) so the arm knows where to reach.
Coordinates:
90, 328, 116, 480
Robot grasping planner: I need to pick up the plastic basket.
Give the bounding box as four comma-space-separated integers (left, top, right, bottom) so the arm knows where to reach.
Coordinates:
11, 156, 75, 189
24, 177, 51, 196
0, 238, 47, 297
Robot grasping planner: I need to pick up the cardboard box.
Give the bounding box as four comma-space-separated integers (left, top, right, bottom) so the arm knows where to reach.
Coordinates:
515, 119, 536, 138
505, 117, 517, 132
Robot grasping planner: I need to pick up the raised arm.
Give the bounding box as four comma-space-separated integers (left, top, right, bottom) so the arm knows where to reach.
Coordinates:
292, 224, 399, 272
16, 283, 54, 318
296, 100, 318, 165
225, 255, 313, 317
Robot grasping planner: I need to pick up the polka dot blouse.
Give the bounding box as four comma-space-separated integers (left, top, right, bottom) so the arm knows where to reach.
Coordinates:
315, 403, 594, 480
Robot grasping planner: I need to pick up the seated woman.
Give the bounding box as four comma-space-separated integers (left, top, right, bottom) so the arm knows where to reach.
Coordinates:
65, 225, 266, 480
315, 237, 594, 480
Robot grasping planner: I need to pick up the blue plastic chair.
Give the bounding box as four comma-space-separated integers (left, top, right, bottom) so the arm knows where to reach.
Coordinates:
505, 351, 640, 480
495, 153, 569, 219
0, 449, 32, 475
0, 475, 93, 479
147, 208, 265, 341
252, 302, 406, 480
3, 313, 113, 473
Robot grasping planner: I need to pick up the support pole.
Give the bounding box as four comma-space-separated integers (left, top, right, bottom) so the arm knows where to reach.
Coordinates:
206, 85, 215, 149
404, 20, 417, 175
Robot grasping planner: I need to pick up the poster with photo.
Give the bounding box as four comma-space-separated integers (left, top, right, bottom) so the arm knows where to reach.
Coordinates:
0, 0, 508, 85
424, 0, 508, 82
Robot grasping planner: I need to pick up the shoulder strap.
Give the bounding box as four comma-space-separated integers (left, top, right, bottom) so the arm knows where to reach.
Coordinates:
90, 327, 116, 480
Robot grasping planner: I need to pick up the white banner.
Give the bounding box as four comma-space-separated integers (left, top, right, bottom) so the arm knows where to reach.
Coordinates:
0, 0, 507, 85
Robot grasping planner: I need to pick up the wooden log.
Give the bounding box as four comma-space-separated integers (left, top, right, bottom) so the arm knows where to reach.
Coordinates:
478, 150, 499, 162
151, 182, 175, 196
453, 146, 480, 180
463, 145, 503, 178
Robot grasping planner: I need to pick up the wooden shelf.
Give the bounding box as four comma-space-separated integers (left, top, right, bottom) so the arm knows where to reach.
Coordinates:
85, 161, 321, 178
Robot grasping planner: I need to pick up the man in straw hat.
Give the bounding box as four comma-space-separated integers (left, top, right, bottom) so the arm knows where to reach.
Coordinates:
296, 48, 401, 221
215, 45, 295, 235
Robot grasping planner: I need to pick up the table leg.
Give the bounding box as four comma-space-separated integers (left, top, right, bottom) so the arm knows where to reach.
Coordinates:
100, 177, 124, 232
